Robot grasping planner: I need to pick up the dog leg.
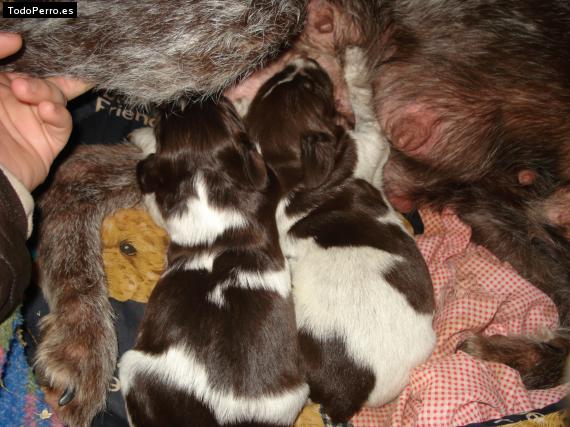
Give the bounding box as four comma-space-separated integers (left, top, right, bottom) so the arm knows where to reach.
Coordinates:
36, 142, 145, 426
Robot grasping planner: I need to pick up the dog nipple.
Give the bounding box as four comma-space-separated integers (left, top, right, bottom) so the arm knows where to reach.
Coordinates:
518, 169, 537, 186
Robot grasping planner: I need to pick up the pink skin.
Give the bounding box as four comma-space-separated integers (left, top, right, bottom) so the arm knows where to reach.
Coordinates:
382, 158, 418, 213
224, 51, 296, 103
380, 104, 446, 211
382, 104, 444, 157
545, 186, 570, 238
225, 0, 353, 125
518, 169, 537, 186
386, 193, 417, 213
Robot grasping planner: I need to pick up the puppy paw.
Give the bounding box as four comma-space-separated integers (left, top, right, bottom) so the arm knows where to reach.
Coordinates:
35, 312, 117, 427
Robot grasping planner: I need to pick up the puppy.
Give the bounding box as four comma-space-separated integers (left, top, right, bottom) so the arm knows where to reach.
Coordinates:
119, 98, 308, 426
245, 52, 436, 423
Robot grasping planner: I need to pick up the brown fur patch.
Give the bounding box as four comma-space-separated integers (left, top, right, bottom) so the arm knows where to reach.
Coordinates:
458, 332, 570, 389
36, 142, 145, 426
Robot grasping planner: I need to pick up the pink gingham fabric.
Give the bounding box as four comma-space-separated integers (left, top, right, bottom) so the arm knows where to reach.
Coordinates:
350, 209, 567, 427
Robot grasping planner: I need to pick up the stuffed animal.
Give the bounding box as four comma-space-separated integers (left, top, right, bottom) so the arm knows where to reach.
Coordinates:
102, 208, 168, 303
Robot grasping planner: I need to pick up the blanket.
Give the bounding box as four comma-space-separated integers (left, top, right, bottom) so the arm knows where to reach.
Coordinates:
12, 205, 568, 427
349, 209, 567, 427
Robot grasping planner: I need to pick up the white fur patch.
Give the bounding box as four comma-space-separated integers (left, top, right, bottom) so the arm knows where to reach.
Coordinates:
260, 59, 304, 100
207, 268, 291, 307
376, 208, 413, 237
349, 124, 390, 184
166, 174, 248, 246
291, 240, 436, 406
183, 252, 217, 272
119, 346, 308, 425
232, 97, 251, 118
344, 47, 391, 185
129, 127, 157, 156
275, 198, 307, 259
143, 193, 166, 229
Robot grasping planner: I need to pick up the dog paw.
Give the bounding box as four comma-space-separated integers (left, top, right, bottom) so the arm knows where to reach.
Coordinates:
35, 312, 117, 427
458, 331, 570, 389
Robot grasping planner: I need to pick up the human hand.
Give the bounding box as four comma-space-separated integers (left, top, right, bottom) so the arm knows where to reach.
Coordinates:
0, 32, 93, 191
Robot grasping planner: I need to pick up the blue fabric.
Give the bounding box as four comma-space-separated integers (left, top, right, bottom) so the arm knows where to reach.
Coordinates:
0, 312, 54, 427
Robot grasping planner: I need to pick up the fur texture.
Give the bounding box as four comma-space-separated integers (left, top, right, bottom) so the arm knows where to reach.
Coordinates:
245, 52, 435, 423
458, 331, 570, 391
120, 98, 308, 426
36, 142, 146, 426
29, 1, 570, 418
363, 0, 570, 388
361, 0, 570, 325
0, 0, 306, 104
304, 0, 570, 389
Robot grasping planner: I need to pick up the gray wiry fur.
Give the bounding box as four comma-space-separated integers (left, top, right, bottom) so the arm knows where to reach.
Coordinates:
36, 142, 145, 427
1, 0, 306, 104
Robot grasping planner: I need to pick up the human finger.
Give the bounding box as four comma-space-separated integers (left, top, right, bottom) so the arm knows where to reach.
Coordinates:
11, 77, 67, 106
47, 76, 94, 100
0, 33, 22, 59
38, 101, 73, 145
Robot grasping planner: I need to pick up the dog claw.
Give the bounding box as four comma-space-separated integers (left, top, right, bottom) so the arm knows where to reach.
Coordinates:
58, 386, 76, 406
544, 341, 567, 355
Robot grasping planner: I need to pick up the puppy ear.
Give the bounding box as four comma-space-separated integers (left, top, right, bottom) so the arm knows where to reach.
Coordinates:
136, 154, 159, 194
239, 134, 268, 191
300, 131, 336, 189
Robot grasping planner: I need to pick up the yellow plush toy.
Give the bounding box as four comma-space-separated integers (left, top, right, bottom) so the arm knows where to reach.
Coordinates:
102, 208, 168, 303
100, 207, 324, 426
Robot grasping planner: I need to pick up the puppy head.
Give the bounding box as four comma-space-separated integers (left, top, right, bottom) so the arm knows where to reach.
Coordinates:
246, 58, 354, 192
136, 97, 268, 231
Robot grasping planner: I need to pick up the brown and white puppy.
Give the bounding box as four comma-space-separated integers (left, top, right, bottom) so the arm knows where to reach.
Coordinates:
119, 98, 308, 426
245, 54, 436, 423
